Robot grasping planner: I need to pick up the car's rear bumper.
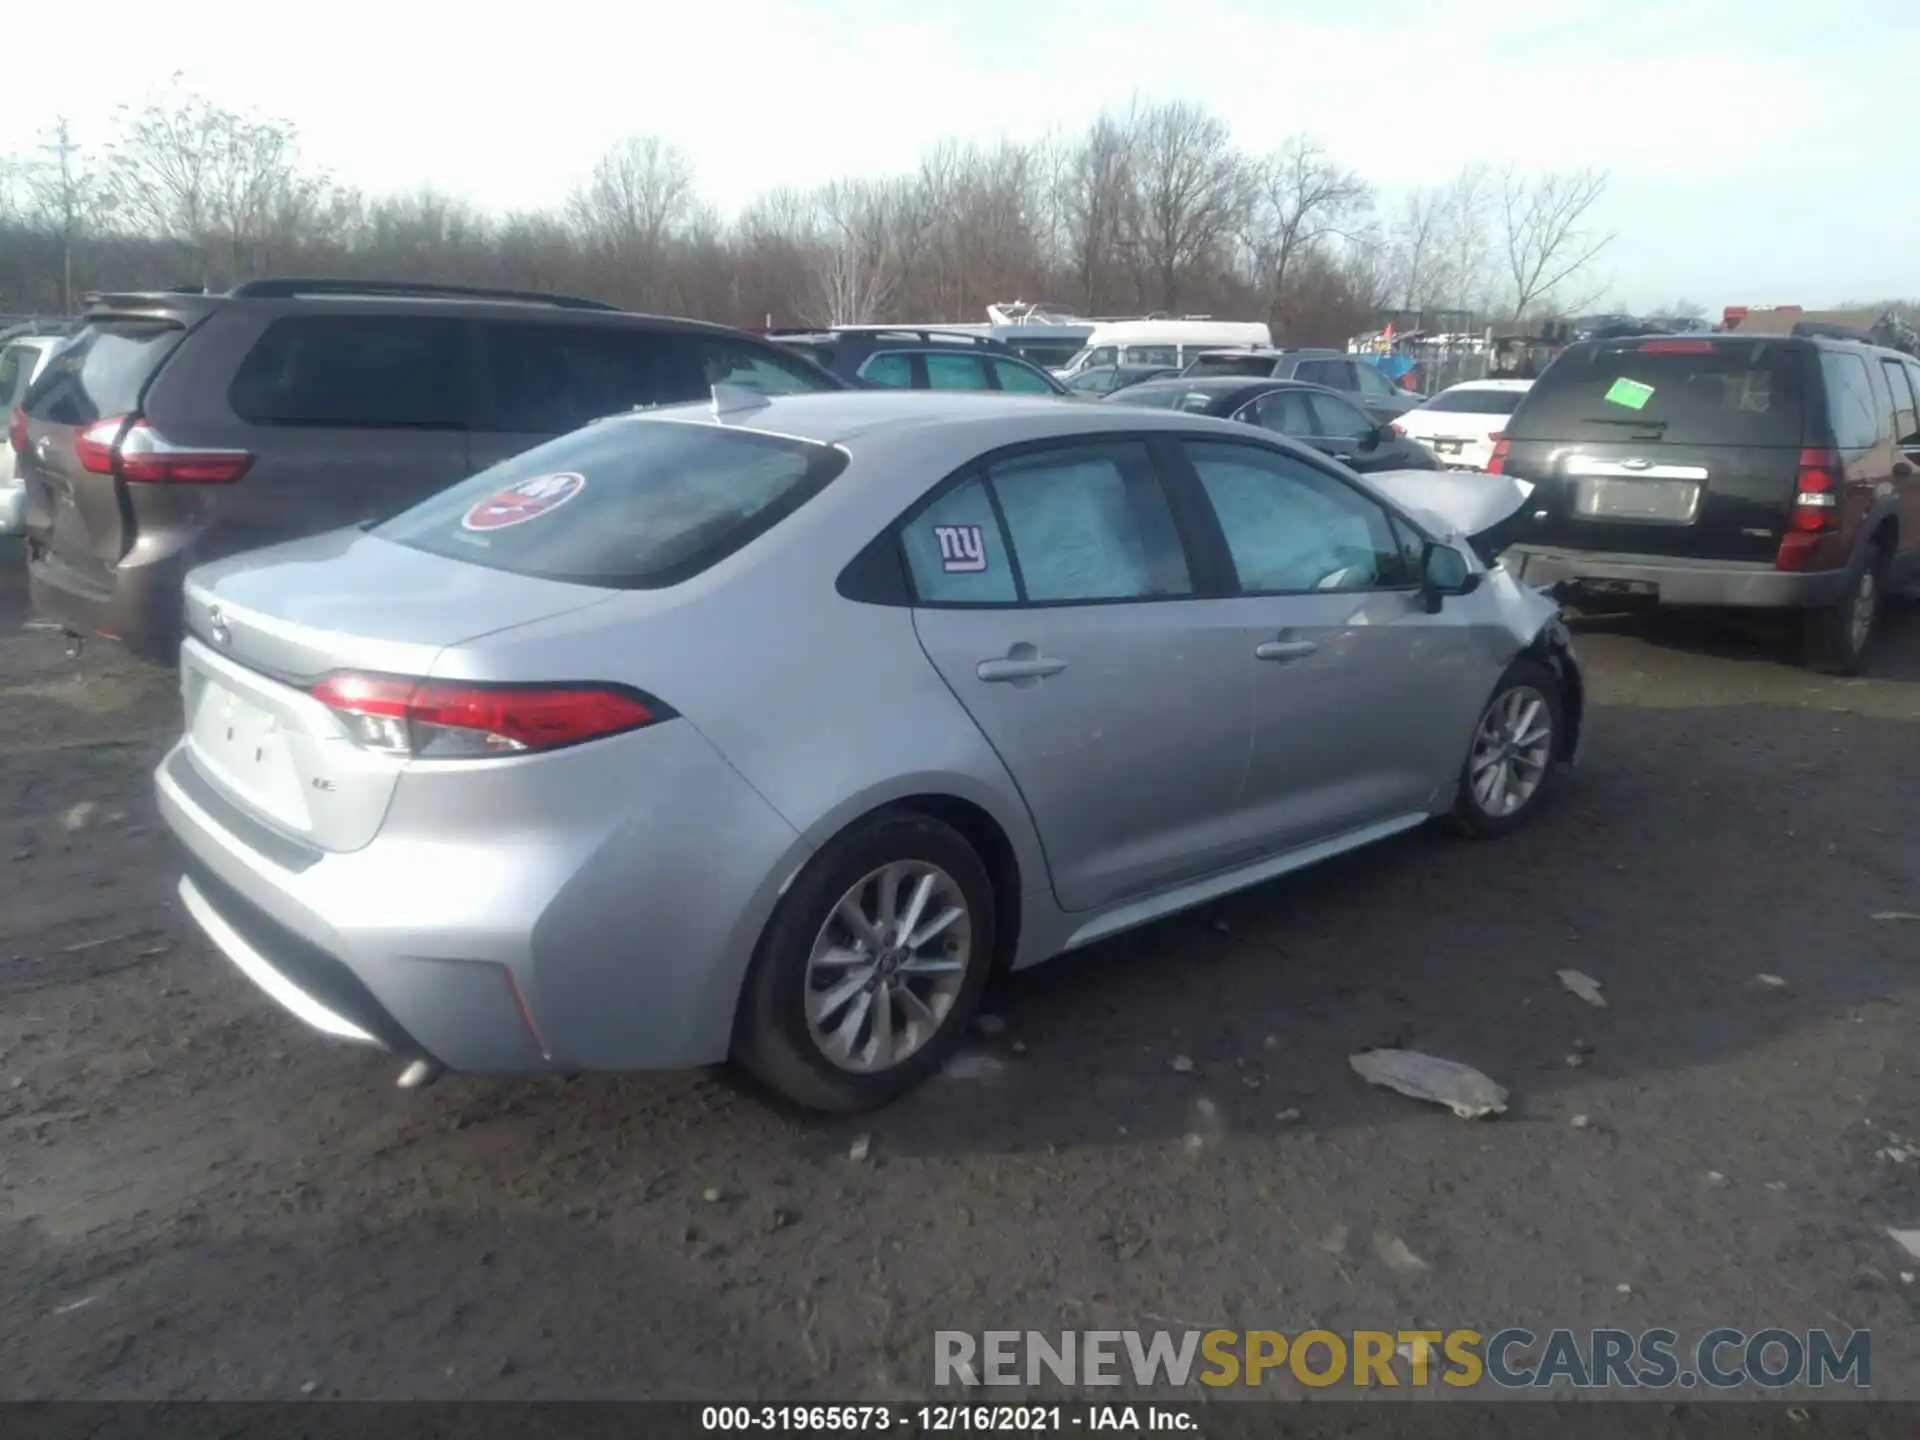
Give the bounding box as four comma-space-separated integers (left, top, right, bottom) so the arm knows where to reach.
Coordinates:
1504, 545, 1847, 609
154, 721, 811, 1075
27, 541, 183, 661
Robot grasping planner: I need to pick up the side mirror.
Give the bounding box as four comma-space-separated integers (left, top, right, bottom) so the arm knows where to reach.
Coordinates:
1420, 540, 1482, 613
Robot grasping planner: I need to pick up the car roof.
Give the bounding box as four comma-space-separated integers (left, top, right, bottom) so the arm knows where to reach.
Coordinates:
1439, 378, 1534, 391
1117, 375, 1327, 403
636, 388, 1229, 447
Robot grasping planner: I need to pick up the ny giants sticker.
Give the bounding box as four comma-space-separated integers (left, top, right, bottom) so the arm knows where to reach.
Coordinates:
462, 472, 587, 532
933, 523, 988, 573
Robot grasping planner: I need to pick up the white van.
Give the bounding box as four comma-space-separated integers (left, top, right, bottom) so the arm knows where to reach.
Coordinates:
1056, 320, 1271, 378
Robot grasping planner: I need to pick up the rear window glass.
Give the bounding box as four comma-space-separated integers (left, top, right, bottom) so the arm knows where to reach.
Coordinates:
1183, 354, 1273, 378
1514, 341, 1806, 445
375, 416, 846, 589
1110, 385, 1218, 414
1422, 388, 1526, 415
229, 315, 470, 429
23, 321, 183, 425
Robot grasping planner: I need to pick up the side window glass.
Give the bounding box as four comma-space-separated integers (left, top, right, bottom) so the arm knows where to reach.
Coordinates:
697, 338, 834, 396
990, 358, 1055, 394
1905, 364, 1920, 446
1355, 364, 1394, 398
1293, 360, 1338, 388
1881, 360, 1919, 448
988, 441, 1191, 601
1184, 440, 1412, 593
479, 324, 666, 434
1307, 392, 1376, 442
1087, 347, 1118, 367
1820, 352, 1880, 449
1125, 345, 1178, 367
902, 476, 1016, 604
861, 353, 914, 388
0, 346, 29, 406
1246, 389, 1316, 436
925, 353, 991, 390
229, 315, 470, 429
1066, 368, 1111, 393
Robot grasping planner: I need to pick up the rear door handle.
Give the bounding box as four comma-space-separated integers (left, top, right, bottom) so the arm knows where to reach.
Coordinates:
977, 656, 1067, 682
1255, 639, 1318, 661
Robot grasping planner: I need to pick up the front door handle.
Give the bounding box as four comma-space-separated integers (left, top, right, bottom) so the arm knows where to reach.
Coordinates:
1255, 639, 1319, 661
977, 656, 1067, 682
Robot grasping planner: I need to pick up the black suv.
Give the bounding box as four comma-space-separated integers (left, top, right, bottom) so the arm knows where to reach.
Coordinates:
1495, 329, 1920, 673
1178, 347, 1421, 422
11, 279, 846, 661
767, 327, 1071, 396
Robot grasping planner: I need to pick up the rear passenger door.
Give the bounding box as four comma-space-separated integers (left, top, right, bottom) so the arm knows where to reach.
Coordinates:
1881, 358, 1920, 575
221, 312, 478, 543
904, 437, 1257, 912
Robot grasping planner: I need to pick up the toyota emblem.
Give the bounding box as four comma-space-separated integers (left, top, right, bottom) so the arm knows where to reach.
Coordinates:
207, 605, 231, 646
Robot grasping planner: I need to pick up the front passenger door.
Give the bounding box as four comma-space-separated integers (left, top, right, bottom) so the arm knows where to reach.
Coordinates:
905, 438, 1256, 912
1174, 438, 1486, 851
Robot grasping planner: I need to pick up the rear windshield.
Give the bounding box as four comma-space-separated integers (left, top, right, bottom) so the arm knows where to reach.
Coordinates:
1512, 340, 1806, 446
376, 415, 846, 589
1422, 388, 1526, 415
22, 320, 184, 425
1183, 354, 1273, 378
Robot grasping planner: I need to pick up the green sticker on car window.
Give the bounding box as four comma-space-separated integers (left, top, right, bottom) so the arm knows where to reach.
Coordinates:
1604, 377, 1655, 410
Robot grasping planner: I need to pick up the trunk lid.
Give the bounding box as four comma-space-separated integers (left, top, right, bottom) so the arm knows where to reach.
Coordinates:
180, 528, 615, 852
1503, 338, 1809, 562
20, 318, 189, 589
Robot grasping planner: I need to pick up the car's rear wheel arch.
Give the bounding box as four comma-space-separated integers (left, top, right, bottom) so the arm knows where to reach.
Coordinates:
865, 794, 1022, 977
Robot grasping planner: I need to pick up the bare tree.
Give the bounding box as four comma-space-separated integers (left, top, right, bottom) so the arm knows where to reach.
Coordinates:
1125, 102, 1247, 312
804, 178, 904, 327
1060, 115, 1136, 314
107, 81, 318, 286
24, 118, 107, 312
1498, 166, 1612, 319
1244, 136, 1370, 321
568, 135, 695, 306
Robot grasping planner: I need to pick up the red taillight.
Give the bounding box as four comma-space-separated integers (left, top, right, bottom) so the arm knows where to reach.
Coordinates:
1488, 429, 1506, 444
7, 405, 26, 457
1777, 448, 1843, 571
1637, 339, 1714, 354
309, 673, 664, 758
1789, 448, 1841, 533
1387, 422, 1405, 438
73, 415, 251, 484
1486, 436, 1511, 475
74, 416, 123, 474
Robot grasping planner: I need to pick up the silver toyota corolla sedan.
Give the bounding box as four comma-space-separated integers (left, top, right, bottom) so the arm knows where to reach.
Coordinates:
155, 389, 1584, 1112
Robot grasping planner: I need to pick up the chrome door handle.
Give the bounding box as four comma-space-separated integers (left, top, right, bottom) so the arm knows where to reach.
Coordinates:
977, 656, 1067, 682
1255, 639, 1318, 661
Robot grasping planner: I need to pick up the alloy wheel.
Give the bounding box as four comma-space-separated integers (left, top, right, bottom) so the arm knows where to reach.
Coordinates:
1469, 685, 1555, 818
803, 861, 972, 1073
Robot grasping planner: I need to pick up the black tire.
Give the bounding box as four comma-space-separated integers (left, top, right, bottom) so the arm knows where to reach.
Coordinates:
1802, 539, 1888, 676
732, 810, 995, 1114
1449, 657, 1565, 839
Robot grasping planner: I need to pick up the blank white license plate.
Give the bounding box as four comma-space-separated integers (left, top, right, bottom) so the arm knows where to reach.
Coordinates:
191, 682, 301, 819
1574, 477, 1700, 523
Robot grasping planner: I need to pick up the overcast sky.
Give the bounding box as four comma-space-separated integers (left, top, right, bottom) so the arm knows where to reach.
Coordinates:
13, 0, 1915, 312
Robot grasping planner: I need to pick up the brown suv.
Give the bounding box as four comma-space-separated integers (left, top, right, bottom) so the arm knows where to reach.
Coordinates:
8, 279, 845, 661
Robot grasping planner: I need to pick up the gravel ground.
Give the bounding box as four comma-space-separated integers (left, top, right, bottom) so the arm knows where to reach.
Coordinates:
1, 551, 1917, 1404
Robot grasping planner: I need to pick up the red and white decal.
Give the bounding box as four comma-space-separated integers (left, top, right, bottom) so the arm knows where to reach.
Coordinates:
461, 472, 586, 531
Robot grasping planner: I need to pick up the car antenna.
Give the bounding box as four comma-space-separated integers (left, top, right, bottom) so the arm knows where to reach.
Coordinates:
711, 382, 770, 419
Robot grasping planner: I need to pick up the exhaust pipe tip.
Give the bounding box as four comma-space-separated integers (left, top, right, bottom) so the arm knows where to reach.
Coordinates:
396, 1059, 444, 1090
